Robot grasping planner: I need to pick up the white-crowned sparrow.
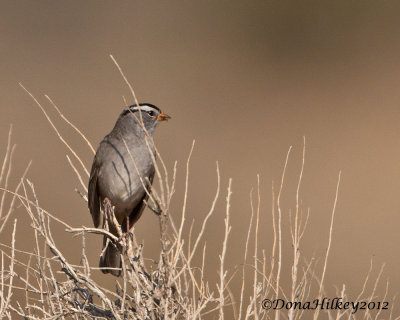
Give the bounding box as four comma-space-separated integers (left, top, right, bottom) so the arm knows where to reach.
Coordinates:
88, 103, 170, 276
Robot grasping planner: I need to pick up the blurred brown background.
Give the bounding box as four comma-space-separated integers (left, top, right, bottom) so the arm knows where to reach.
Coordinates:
1, 0, 400, 315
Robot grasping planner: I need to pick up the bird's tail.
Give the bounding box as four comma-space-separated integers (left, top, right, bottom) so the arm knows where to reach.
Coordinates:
99, 236, 121, 277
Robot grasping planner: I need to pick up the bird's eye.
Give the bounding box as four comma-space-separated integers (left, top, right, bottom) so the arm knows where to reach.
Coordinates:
147, 111, 155, 117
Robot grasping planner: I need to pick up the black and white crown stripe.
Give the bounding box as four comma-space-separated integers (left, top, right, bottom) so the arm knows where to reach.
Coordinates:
121, 103, 161, 117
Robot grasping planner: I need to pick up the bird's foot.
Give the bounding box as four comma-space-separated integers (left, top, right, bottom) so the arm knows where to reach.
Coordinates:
122, 231, 135, 256
125, 231, 133, 243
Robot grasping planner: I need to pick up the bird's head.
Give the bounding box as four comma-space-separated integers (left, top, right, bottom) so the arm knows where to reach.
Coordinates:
120, 103, 171, 134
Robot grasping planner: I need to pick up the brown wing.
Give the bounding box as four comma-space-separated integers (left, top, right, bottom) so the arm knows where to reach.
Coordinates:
88, 160, 102, 228
123, 171, 155, 232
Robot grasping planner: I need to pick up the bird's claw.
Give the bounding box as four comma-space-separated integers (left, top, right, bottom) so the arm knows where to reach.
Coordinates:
125, 231, 133, 242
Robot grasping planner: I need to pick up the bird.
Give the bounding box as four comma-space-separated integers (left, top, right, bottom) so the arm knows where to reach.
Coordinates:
88, 103, 170, 276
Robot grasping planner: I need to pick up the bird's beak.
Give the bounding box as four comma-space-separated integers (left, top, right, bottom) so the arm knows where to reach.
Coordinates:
157, 113, 171, 121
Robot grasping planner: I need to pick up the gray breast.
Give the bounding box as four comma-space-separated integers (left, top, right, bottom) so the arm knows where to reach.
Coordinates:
97, 134, 155, 218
